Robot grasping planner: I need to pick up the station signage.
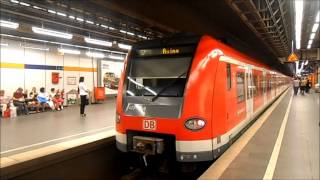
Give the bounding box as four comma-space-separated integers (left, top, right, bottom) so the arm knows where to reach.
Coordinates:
134, 46, 195, 57
287, 52, 299, 62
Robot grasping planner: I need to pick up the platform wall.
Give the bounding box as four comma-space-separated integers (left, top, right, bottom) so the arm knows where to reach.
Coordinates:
0, 39, 98, 96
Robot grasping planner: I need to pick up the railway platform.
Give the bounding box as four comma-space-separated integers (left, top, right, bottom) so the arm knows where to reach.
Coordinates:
0, 98, 116, 157
199, 89, 319, 179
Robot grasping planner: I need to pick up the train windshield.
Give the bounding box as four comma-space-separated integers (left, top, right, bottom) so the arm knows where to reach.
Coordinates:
126, 57, 192, 97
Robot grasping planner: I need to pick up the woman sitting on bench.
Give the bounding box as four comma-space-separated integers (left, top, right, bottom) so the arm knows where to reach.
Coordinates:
37, 87, 54, 111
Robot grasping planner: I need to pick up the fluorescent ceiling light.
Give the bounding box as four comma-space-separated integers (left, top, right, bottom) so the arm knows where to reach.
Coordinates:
96, 23, 100, 26
138, 35, 147, 39
69, 16, 75, 19
310, 33, 315, 40
84, 37, 112, 47
127, 32, 135, 36
0, 43, 9, 46
57, 12, 66, 17
307, 44, 311, 49
109, 27, 116, 30
316, 11, 320, 22
118, 43, 132, 50
10, 0, 19, 3
295, 0, 303, 50
108, 55, 124, 60
86, 51, 105, 58
308, 39, 313, 45
100, 24, 108, 28
85, 20, 94, 24
32, 27, 73, 39
58, 48, 80, 55
20, 2, 30, 6
1, 33, 127, 56
312, 23, 319, 32
48, 10, 56, 14
33, 6, 45, 11
24, 46, 49, 51
76, 17, 84, 22
0, 20, 19, 29
120, 30, 127, 34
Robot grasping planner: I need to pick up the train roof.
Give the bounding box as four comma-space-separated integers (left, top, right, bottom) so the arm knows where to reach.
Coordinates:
133, 35, 201, 49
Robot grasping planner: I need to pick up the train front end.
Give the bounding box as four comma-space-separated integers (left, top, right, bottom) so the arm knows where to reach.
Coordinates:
116, 36, 219, 162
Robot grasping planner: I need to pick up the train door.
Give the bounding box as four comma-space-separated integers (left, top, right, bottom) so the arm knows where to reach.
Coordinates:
245, 66, 253, 118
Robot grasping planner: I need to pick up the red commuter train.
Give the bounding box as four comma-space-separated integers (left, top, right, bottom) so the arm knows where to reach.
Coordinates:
115, 35, 290, 162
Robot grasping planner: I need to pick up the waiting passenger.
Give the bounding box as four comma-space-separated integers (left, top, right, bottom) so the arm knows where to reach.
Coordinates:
300, 78, 307, 95
0, 90, 11, 115
13, 87, 29, 115
52, 93, 64, 111
78, 77, 89, 117
29, 87, 38, 99
305, 79, 311, 93
37, 87, 54, 111
49, 88, 56, 99
293, 77, 300, 95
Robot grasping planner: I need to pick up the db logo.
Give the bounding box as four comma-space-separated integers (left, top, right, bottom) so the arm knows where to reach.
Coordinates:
143, 119, 156, 130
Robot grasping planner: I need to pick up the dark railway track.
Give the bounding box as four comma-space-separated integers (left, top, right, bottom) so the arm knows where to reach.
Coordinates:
5, 140, 212, 180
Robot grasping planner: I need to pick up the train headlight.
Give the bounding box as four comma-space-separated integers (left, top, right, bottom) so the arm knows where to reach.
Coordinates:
116, 113, 121, 123
184, 118, 206, 131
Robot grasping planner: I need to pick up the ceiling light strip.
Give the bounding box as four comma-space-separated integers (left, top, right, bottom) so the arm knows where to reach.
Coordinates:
86, 51, 105, 58
294, 0, 303, 50
32, 27, 73, 39
84, 37, 112, 47
0, 33, 127, 55
0, 20, 19, 29
58, 48, 80, 55
118, 43, 132, 50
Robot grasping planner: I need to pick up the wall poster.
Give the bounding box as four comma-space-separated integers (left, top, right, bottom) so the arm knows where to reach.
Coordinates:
101, 60, 123, 95
67, 77, 77, 85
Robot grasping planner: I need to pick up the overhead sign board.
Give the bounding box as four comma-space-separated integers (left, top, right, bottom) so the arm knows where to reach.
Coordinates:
134, 46, 195, 57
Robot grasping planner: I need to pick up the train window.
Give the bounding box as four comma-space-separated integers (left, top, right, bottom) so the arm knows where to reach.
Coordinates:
236, 72, 245, 102
126, 57, 192, 97
262, 74, 266, 93
253, 75, 258, 96
226, 63, 231, 90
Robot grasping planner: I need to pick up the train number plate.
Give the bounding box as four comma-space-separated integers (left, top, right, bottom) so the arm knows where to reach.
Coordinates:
143, 119, 156, 130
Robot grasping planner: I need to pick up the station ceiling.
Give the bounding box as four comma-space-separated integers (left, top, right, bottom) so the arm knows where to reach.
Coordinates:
1, 0, 319, 75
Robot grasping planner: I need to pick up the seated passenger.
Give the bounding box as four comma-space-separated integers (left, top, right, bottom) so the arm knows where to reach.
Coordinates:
52, 93, 64, 111
49, 88, 56, 99
27, 87, 40, 113
13, 87, 29, 115
0, 90, 11, 115
37, 87, 54, 111
29, 87, 38, 99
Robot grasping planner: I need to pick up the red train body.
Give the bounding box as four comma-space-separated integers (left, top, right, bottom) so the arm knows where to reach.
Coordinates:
116, 35, 290, 162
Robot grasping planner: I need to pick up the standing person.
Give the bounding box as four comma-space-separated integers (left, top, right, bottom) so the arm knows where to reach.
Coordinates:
305, 79, 311, 93
78, 77, 89, 117
300, 77, 307, 95
293, 77, 300, 95
13, 87, 29, 115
